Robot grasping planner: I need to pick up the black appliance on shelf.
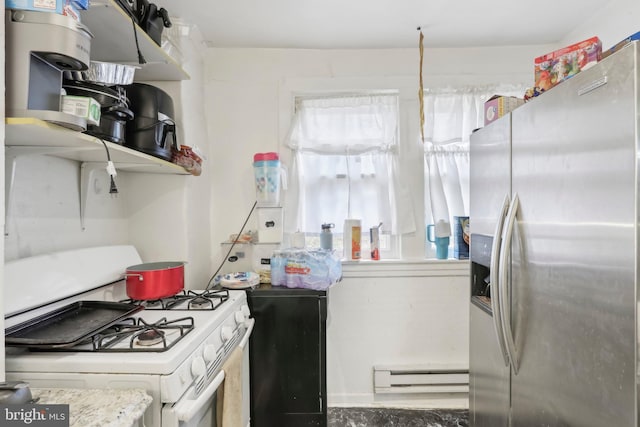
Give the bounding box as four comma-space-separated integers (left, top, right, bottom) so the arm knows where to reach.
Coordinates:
124, 83, 177, 161
114, 0, 171, 46
246, 285, 328, 427
135, 0, 171, 46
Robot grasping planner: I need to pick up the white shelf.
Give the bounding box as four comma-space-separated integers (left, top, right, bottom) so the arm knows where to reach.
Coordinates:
4, 117, 192, 234
80, 0, 189, 81
6, 117, 190, 174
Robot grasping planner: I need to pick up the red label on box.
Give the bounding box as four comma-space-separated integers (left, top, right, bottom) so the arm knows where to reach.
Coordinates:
534, 36, 602, 91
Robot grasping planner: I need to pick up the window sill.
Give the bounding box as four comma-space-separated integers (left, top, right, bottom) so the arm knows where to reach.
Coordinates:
340, 258, 469, 278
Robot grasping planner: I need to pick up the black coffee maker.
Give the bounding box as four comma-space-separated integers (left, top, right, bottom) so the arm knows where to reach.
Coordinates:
124, 83, 177, 161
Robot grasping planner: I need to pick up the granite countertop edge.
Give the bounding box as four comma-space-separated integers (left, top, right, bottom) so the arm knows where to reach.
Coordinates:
32, 388, 152, 427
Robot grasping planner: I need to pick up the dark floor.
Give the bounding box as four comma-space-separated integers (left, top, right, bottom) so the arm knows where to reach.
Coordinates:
328, 408, 469, 427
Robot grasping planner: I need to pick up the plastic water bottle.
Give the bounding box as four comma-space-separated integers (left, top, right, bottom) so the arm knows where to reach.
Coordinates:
320, 223, 334, 250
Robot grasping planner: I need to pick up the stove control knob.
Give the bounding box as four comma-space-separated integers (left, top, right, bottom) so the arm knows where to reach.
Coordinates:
241, 304, 251, 317
234, 311, 246, 325
203, 344, 218, 363
221, 326, 234, 343
191, 356, 206, 379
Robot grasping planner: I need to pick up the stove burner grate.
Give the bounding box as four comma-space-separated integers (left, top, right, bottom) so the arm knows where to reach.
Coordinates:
88, 316, 195, 352
123, 289, 230, 310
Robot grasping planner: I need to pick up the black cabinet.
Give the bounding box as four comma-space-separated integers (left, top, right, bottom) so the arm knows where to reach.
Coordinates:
246, 285, 327, 427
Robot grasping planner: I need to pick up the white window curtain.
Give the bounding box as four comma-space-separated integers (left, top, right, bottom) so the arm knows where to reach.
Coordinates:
423, 84, 527, 235
284, 94, 415, 236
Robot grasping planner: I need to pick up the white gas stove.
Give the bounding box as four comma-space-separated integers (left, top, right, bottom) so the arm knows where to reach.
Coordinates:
3, 246, 253, 427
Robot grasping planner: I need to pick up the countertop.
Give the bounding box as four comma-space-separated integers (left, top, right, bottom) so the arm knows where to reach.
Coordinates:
32, 388, 152, 427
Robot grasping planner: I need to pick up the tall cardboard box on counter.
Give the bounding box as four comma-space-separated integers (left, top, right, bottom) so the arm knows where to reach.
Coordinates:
484, 95, 525, 125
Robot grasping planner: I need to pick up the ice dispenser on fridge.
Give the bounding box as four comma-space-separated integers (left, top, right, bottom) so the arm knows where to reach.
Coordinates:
470, 233, 493, 305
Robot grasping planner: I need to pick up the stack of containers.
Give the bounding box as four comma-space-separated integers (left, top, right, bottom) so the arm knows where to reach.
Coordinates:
252, 152, 285, 283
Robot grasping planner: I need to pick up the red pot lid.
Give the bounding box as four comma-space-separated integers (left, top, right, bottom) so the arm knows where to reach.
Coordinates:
253, 152, 279, 162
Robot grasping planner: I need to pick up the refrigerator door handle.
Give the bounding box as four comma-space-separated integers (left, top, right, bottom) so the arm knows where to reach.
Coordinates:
499, 193, 520, 374
490, 193, 511, 366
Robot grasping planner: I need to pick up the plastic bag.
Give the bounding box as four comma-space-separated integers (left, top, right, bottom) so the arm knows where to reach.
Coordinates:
270, 249, 342, 290
172, 145, 203, 176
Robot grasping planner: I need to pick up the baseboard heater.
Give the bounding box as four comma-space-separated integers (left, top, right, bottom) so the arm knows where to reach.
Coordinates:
373, 364, 469, 394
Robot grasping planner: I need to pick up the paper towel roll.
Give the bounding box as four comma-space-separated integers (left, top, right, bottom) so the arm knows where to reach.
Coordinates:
291, 231, 306, 248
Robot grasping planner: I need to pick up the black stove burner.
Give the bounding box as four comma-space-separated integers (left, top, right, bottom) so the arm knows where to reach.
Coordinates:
142, 299, 165, 309
188, 298, 213, 309
136, 329, 165, 346
122, 289, 230, 310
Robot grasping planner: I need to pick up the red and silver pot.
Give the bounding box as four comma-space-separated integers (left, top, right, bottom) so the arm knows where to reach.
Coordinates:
124, 261, 185, 300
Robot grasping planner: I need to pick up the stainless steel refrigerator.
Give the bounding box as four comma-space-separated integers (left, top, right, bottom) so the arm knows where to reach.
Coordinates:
469, 41, 639, 426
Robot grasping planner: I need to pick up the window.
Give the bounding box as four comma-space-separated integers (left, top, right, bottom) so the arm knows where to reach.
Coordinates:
284, 93, 411, 258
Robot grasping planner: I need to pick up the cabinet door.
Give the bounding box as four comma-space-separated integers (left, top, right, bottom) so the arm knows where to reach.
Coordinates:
248, 292, 327, 427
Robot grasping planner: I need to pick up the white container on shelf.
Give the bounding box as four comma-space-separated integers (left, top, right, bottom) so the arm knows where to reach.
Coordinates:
257, 207, 284, 243
252, 243, 280, 283
220, 242, 253, 274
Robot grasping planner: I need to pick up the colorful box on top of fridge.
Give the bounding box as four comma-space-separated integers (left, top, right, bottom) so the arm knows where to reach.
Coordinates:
534, 36, 602, 92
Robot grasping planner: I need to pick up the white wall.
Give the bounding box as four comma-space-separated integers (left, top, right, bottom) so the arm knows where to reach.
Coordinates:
5, 155, 130, 261
561, 0, 640, 48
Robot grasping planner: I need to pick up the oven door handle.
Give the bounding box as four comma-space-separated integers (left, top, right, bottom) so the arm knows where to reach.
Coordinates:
174, 370, 225, 422
239, 318, 255, 350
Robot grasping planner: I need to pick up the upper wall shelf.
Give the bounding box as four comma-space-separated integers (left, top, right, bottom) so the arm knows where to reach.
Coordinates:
4, 118, 190, 235
5, 118, 190, 175
80, 0, 190, 81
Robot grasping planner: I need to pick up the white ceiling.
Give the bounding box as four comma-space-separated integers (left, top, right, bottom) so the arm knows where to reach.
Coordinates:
155, 0, 609, 49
